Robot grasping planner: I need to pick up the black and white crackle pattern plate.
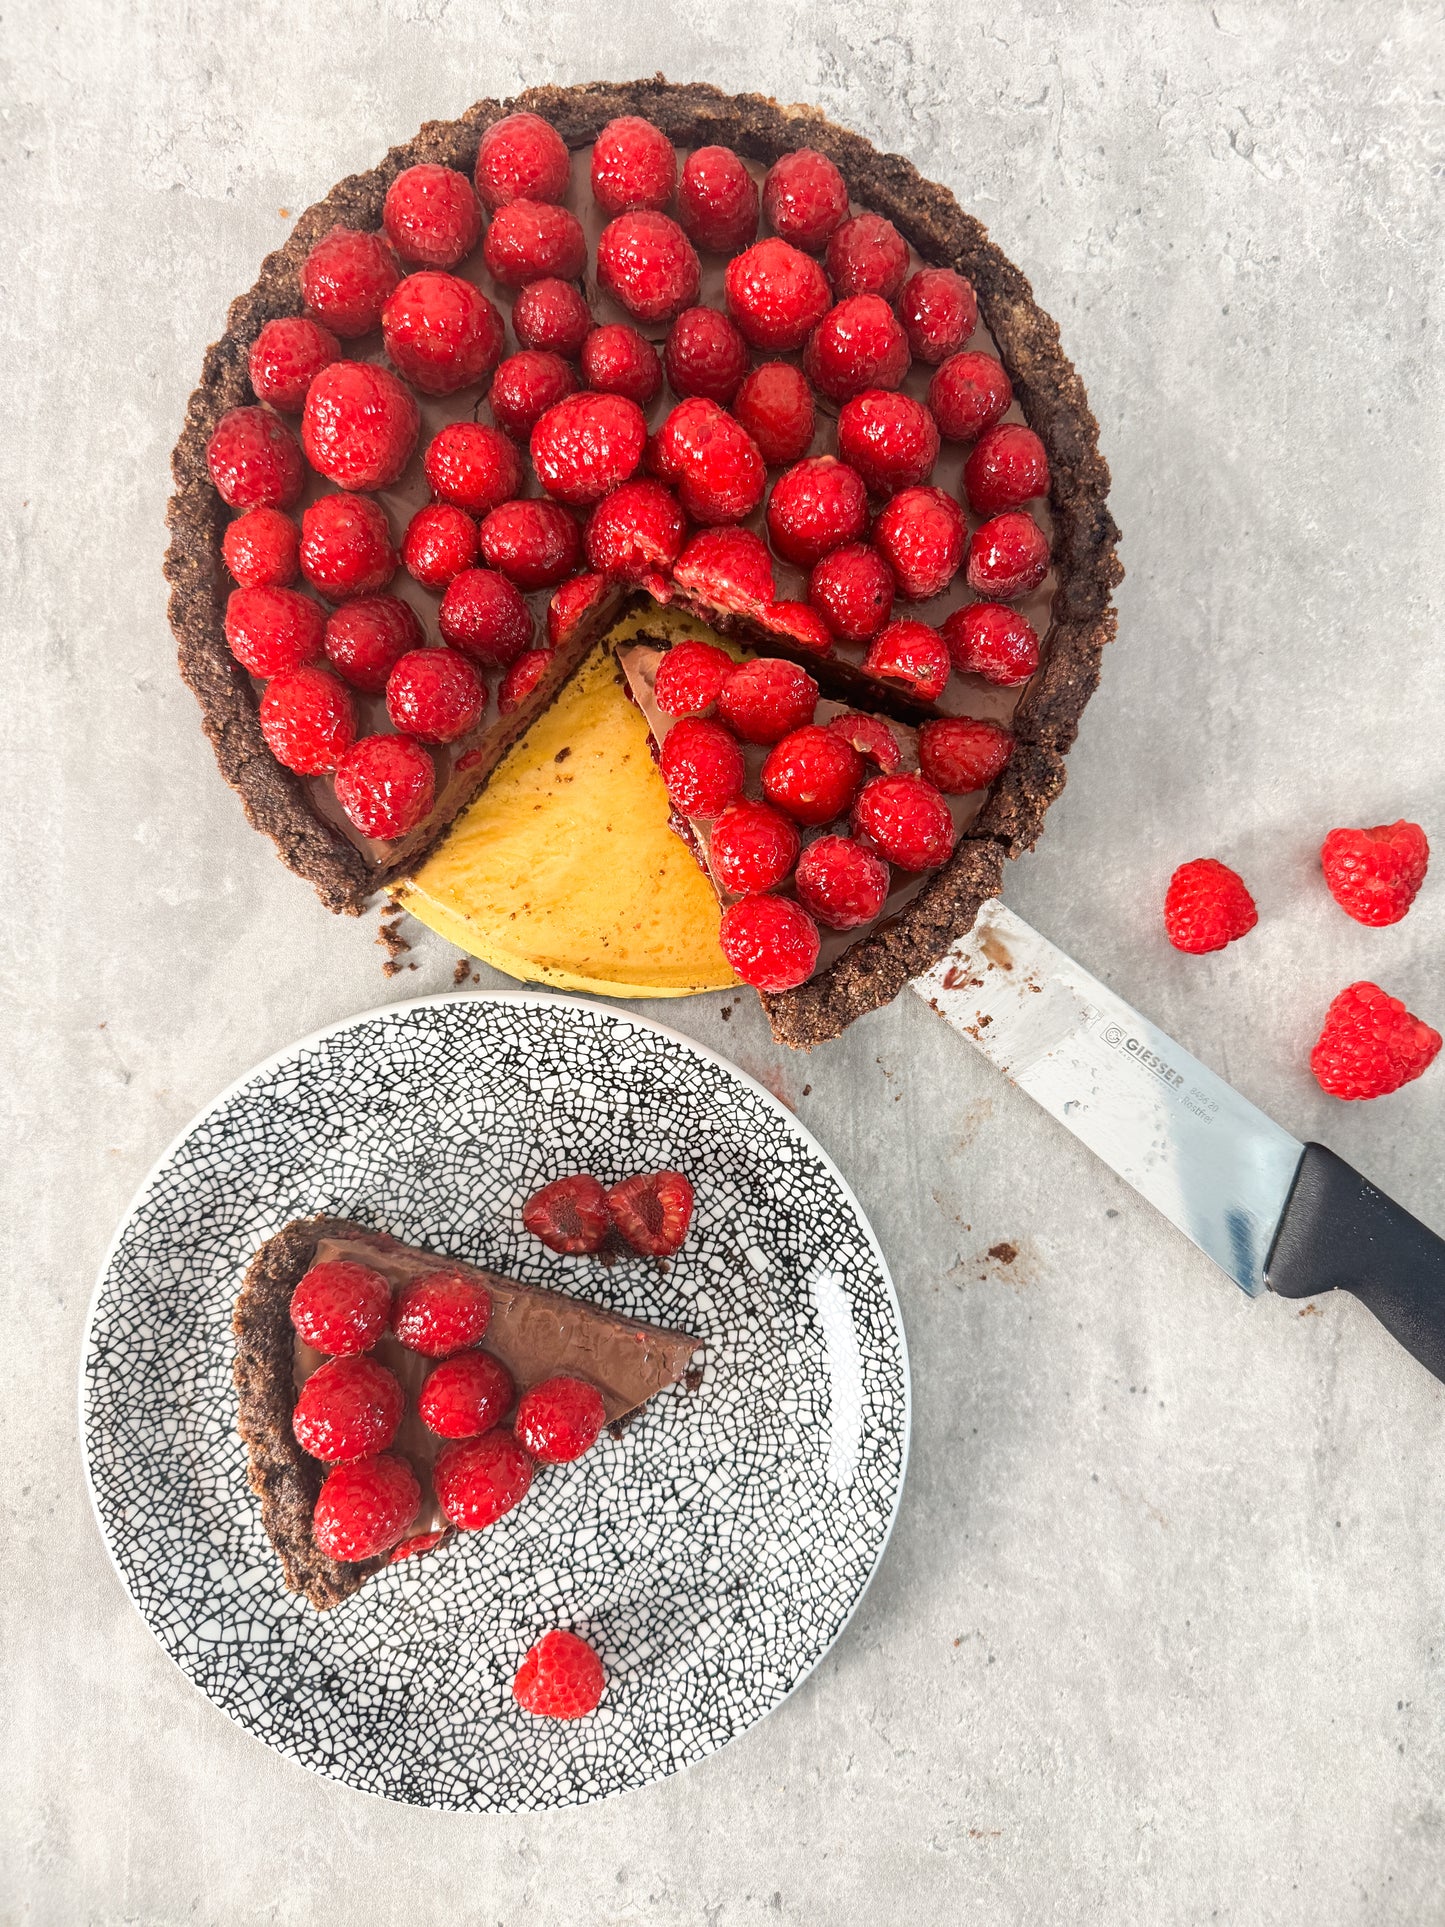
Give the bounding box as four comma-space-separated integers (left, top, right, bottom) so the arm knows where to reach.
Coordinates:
81, 994, 909, 1810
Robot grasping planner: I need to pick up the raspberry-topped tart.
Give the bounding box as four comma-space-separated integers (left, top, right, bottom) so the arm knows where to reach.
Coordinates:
167, 79, 1119, 1045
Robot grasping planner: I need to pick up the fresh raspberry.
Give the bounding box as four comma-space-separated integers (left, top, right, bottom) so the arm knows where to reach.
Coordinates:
942, 601, 1040, 685
837, 391, 940, 495
483, 200, 587, 288
731, 361, 815, 467
223, 507, 300, 588
530, 393, 648, 507
382, 273, 505, 396
710, 799, 801, 893
677, 145, 760, 253
581, 323, 663, 407
293, 1354, 404, 1462
824, 211, 909, 302
224, 586, 324, 676
301, 360, 419, 490
519, 1174, 613, 1257
762, 148, 850, 251
388, 1529, 449, 1565
334, 733, 435, 840
673, 527, 776, 615
1310, 982, 1442, 1100
382, 163, 482, 268
796, 834, 891, 929
248, 316, 340, 413
299, 225, 402, 338
489, 350, 578, 440
512, 277, 592, 357
513, 1629, 606, 1719
299, 492, 398, 600
392, 1269, 492, 1357
515, 1375, 607, 1461
653, 638, 734, 716
596, 211, 700, 323
719, 894, 821, 991
418, 1349, 515, 1440
607, 1169, 696, 1256
761, 724, 865, 825
808, 542, 895, 643
964, 422, 1051, 516
584, 479, 687, 585
323, 594, 423, 693
259, 663, 357, 773
966, 512, 1050, 599
434, 1430, 534, 1530
548, 572, 610, 648
664, 306, 751, 405
765, 455, 868, 567
474, 112, 571, 212
402, 502, 478, 590
1320, 821, 1430, 927
652, 399, 766, 524
718, 657, 819, 744
424, 421, 523, 516
803, 296, 910, 402
862, 618, 950, 702
478, 499, 582, 589
929, 351, 1013, 442
898, 269, 979, 364
873, 485, 966, 600
313, 1453, 420, 1562
1163, 859, 1259, 954
498, 648, 555, 714
591, 115, 677, 214
724, 239, 832, 351
289, 1260, 391, 1356
438, 567, 534, 667
852, 772, 956, 870
918, 716, 1014, 793
758, 600, 834, 656
828, 711, 903, 773
386, 648, 486, 743
660, 716, 746, 817
206, 406, 305, 510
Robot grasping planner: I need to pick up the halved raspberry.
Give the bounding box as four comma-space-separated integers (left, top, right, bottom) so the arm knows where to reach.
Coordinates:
512, 277, 592, 357
964, 422, 1050, 517
660, 716, 746, 816
678, 145, 759, 253
942, 602, 1040, 685
299, 225, 401, 338
653, 638, 734, 716
929, 351, 1013, 442
898, 269, 979, 364
761, 725, 865, 825
673, 527, 775, 615
732, 361, 815, 467
762, 148, 850, 251
591, 115, 677, 214
1310, 982, 1442, 1100
386, 648, 486, 743
710, 799, 801, 893
664, 306, 750, 404
596, 210, 700, 323
323, 595, 423, 693
334, 733, 435, 839
498, 648, 555, 714
724, 238, 832, 351
758, 600, 834, 656
837, 391, 940, 494
248, 316, 340, 412
581, 323, 663, 407
393, 1269, 492, 1357
223, 507, 300, 588
795, 834, 891, 929
530, 393, 648, 507
718, 657, 819, 744
584, 479, 687, 584
478, 499, 582, 589
383, 163, 482, 268
483, 199, 587, 287
434, 1430, 534, 1530
547, 573, 610, 648
862, 618, 951, 702
522, 1173, 612, 1252
293, 1354, 404, 1462
828, 711, 903, 772
225, 586, 324, 676
1163, 859, 1259, 955
515, 1375, 608, 1461
290, 1259, 392, 1356
804, 296, 910, 402
1321, 821, 1431, 927
825, 211, 909, 300
966, 512, 1050, 599
259, 664, 356, 773
424, 421, 523, 516
301, 360, 419, 490
206, 406, 305, 510
719, 894, 821, 991
808, 542, 895, 643
438, 567, 534, 667
873, 486, 966, 601
652, 399, 766, 524
851, 772, 956, 870
299, 492, 398, 600
388, 1529, 449, 1565
382, 272, 505, 395
402, 502, 478, 590
918, 716, 1014, 793
474, 112, 571, 211
765, 456, 868, 568
418, 1349, 515, 1440
607, 1170, 696, 1255
313, 1452, 420, 1562
513, 1628, 606, 1719
489, 350, 578, 440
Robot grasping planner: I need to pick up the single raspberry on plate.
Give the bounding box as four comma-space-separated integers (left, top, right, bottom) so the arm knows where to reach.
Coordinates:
515, 1376, 608, 1462
224, 585, 324, 676
652, 398, 766, 524
403, 502, 478, 590
474, 112, 570, 211
653, 638, 734, 716
313, 1452, 420, 1562
724, 238, 832, 351
719, 893, 821, 991
424, 421, 522, 516
1310, 982, 1442, 1100
418, 1349, 515, 1441
1163, 858, 1258, 954
852, 772, 956, 870
862, 618, 951, 702
591, 115, 677, 214
825, 211, 908, 301
898, 268, 979, 364
248, 316, 340, 413
382, 273, 505, 396
808, 542, 895, 643
673, 527, 776, 614
513, 1629, 606, 1719
523, 1174, 612, 1253
333, 733, 435, 839
829, 712, 904, 774
929, 351, 1013, 442
732, 361, 815, 467
438, 567, 534, 667
301, 360, 419, 491
762, 148, 849, 251
531, 392, 648, 507
596, 210, 700, 323
758, 599, 835, 657
386, 648, 486, 744
918, 716, 1014, 793
489, 350, 578, 440
584, 478, 687, 584
299, 492, 398, 600
836, 390, 940, 495
512, 277, 592, 358
678, 145, 759, 253
478, 499, 583, 589
393, 1269, 492, 1357
434, 1430, 534, 1530
664, 306, 751, 405
710, 799, 801, 893
290, 1259, 392, 1356
761, 724, 865, 825
223, 507, 300, 588
581, 323, 663, 407
383, 164, 481, 269
796, 834, 891, 929
206, 406, 304, 510
299, 225, 401, 337
548, 572, 610, 648
608, 1169, 697, 1255
260, 663, 357, 774
660, 716, 746, 816
965, 511, 1050, 599
942, 601, 1041, 685
483, 199, 587, 288
498, 647, 555, 714
873, 486, 966, 601
803, 295, 911, 402
718, 657, 819, 745
964, 422, 1051, 516
323, 595, 423, 693
1320, 821, 1430, 927
293, 1354, 404, 1462
765, 455, 868, 567
388, 1529, 449, 1565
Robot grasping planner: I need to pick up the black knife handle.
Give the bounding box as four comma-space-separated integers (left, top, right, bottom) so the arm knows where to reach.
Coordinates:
1267, 1142, 1445, 1383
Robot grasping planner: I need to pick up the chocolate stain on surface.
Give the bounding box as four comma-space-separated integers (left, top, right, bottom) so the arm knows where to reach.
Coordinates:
988, 1241, 1018, 1265
978, 928, 1014, 970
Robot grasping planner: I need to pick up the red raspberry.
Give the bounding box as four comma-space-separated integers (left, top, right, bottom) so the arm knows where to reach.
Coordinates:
660, 716, 746, 817
388, 1529, 449, 1565
591, 115, 677, 214
248, 316, 340, 412
966, 512, 1050, 599
724, 238, 832, 351
929, 351, 1013, 442
718, 657, 819, 744
596, 211, 700, 323
898, 269, 979, 364
435, 1430, 534, 1530
483, 200, 587, 288
293, 1354, 404, 1462
206, 406, 304, 510
664, 307, 750, 405
515, 1376, 607, 1462
719, 894, 821, 991
382, 273, 505, 396
224, 585, 324, 676
828, 711, 903, 772
512, 277, 592, 357
581, 323, 663, 407
1163, 858, 1259, 954
710, 799, 801, 893
852, 772, 956, 870
761, 724, 865, 825
964, 422, 1050, 516
334, 733, 435, 840
301, 361, 419, 491
1321, 821, 1430, 927
438, 567, 534, 667
299, 225, 401, 338
548, 572, 610, 648
259, 664, 356, 773
732, 361, 815, 467
313, 1453, 419, 1562
299, 493, 398, 600
424, 421, 522, 516
383, 163, 482, 269
652, 399, 766, 525
478, 499, 582, 590
837, 391, 940, 495
653, 638, 734, 716
673, 527, 776, 615
607, 1169, 696, 1256
942, 601, 1040, 685
1310, 982, 1442, 1100
223, 507, 300, 588
513, 1629, 606, 1719
918, 716, 1014, 793
796, 834, 891, 929
762, 148, 849, 252
584, 479, 687, 585
498, 648, 555, 714
765, 455, 868, 568
386, 648, 486, 743
489, 350, 578, 440
862, 618, 950, 702
678, 145, 759, 253
803, 296, 910, 402
825, 212, 909, 300
523, 1173, 612, 1252
758, 600, 834, 657
874, 486, 966, 600
402, 502, 478, 590
323, 594, 423, 693
289, 1259, 392, 1357
393, 1269, 492, 1357
474, 112, 570, 212
808, 543, 895, 643
530, 393, 648, 507
418, 1350, 515, 1440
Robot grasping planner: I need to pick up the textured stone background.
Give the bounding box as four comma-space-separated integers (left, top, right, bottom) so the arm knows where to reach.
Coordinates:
4, 3, 1444, 1922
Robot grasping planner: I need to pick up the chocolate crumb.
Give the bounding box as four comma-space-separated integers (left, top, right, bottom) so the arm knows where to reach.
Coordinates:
452, 957, 473, 986
802, 1084, 812, 1096
382, 959, 402, 978
554, 746, 572, 763
719, 1006, 731, 1021
684, 1366, 704, 1393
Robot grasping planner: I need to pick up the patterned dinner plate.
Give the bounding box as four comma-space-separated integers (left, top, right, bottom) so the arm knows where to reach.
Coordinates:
81, 994, 909, 1810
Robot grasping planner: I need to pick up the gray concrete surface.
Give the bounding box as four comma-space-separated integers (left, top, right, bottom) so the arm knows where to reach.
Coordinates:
4, 2, 1445, 1921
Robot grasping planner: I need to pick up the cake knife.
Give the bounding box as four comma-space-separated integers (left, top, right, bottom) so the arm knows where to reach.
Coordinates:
915, 899, 1445, 1382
